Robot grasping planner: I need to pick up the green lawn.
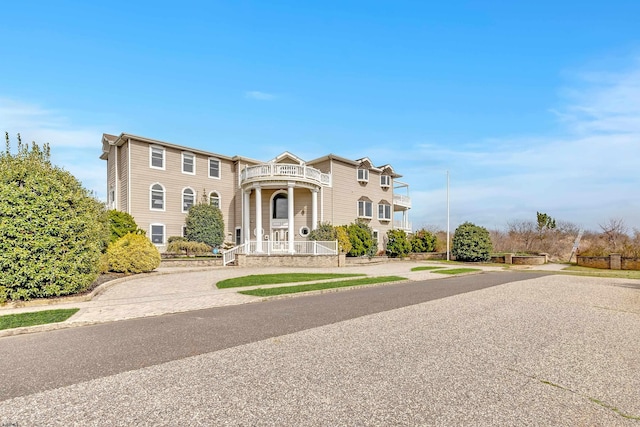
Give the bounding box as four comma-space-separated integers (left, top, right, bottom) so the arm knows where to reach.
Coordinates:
0, 308, 79, 331
432, 268, 481, 275
410, 266, 447, 272
239, 276, 407, 297
216, 273, 365, 289
558, 266, 640, 280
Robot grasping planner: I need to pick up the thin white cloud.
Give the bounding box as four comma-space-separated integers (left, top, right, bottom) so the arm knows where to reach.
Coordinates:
403, 59, 640, 232
1, 97, 106, 200
244, 91, 276, 101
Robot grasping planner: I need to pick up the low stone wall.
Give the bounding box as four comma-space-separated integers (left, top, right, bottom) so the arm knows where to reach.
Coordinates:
511, 255, 546, 265
236, 254, 341, 268
345, 256, 390, 265
577, 254, 639, 270
622, 258, 640, 270
490, 253, 547, 265
408, 252, 447, 261
160, 258, 222, 268
576, 256, 610, 269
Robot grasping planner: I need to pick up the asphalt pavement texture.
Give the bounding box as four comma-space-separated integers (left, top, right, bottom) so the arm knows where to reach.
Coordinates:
1, 271, 639, 426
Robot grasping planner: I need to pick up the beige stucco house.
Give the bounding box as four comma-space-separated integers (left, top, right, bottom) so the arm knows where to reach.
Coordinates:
101, 133, 412, 255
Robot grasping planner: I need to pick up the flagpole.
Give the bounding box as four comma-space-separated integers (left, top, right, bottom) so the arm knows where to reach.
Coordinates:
446, 170, 450, 261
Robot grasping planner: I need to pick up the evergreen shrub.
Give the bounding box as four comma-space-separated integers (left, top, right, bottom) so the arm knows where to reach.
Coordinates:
452, 222, 493, 262
107, 233, 161, 273
0, 134, 108, 302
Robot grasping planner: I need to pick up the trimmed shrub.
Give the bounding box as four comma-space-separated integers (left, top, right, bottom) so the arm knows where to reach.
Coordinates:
336, 226, 352, 254
108, 210, 143, 243
167, 240, 212, 256
386, 229, 411, 258
308, 222, 337, 241
185, 203, 224, 247
410, 229, 438, 253
168, 236, 187, 244
452, 222, 493, 262
346, 219, 375, 257
0, 134, 109, 302
107, 233, 161, 273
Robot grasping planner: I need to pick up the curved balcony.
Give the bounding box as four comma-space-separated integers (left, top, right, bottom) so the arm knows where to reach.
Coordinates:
241, 164, 332, 188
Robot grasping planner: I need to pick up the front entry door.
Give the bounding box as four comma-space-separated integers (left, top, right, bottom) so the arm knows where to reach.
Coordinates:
272, 229, 289, 252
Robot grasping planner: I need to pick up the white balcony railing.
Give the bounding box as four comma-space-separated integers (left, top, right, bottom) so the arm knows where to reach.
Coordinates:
241, 164, 331, 187
393, 194, 411, 208
393, 220, 413, 232
222, 240, 338, 265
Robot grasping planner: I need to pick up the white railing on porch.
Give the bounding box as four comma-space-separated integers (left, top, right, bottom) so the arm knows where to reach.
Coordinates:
222, 240, 338, 266
241, 164, 332, 186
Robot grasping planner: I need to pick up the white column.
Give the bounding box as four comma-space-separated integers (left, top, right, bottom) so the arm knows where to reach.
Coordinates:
243, 190, 250, 244
255, 186, 263, 253
311, 188, 318, 230
288, 184, 295, 253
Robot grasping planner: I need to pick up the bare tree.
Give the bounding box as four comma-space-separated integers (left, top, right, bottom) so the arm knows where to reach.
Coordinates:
599, 218, 628, 252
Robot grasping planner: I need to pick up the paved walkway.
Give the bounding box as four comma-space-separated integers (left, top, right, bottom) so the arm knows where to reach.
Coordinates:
0, 261, 560, 336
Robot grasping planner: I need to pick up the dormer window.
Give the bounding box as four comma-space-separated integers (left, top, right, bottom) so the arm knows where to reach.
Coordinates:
380, 175, 390, 187
357, 169, 369, 182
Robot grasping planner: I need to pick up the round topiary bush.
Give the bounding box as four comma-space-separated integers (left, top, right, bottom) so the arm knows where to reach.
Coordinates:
107, 233, 161, 274
107, 210, 143, 244
452, 221, 493, 262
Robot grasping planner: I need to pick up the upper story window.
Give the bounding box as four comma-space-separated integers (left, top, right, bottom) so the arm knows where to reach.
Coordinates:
209, 158, 221, 179
150, 146, 165, 170
357, 199, 373, 218
209, 191, 221, 208
182, 188, 195, 212
182, 152, 195, 175
380, 175, 391, 188
357, 168, 369, 182
150, 183, 165, 211
378, 203, 391, 221
150, 224, 165, 245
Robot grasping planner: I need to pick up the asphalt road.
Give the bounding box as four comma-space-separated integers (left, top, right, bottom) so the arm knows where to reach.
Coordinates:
0, 271, 545, 401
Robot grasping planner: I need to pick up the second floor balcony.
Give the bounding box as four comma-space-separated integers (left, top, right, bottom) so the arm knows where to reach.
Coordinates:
241, 163, 332, 188
393, 194, 411, 209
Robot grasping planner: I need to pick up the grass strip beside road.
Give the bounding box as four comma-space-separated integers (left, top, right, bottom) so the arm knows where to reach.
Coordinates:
239, 276, 407, 297
0, 308, 79, 331
217, 273, 366, 289
411, 266, 447, 272
432, 268, 481, 275
561, 266, 640, 280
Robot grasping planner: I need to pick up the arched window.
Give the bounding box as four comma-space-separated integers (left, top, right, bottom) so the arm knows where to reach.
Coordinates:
182, 188, 195, 212
150, 183, 165, 211
209, 191, 221, 208
272, 193, 288, 219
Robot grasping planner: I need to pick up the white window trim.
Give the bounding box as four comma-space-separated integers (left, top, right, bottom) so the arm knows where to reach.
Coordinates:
378, 203, 392, 221
209, 191, 221, 208
150, 223, 165, 245
149, 145, 165, 170
299, 226, 311, 237
372, 229, 379, 241
209, 157, 221, 179
150, 183, 166, 212
357, 168, 369, 182
182, 152, 196, 175
357, 200, 373, 219
182, 187, 196, 213
380, 175, 391, 187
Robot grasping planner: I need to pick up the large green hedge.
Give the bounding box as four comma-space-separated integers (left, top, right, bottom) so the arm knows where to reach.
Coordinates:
0, 135, 108, 302
185, 203, 225, 247
452, 221, 493, 262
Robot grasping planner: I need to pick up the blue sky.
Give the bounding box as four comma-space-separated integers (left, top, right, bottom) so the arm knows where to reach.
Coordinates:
2, 0, 639, 232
